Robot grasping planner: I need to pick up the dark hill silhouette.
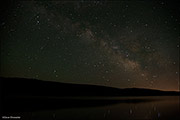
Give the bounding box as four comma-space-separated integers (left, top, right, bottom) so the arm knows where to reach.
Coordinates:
1, 77, 179, 97
1, 77, 180, 112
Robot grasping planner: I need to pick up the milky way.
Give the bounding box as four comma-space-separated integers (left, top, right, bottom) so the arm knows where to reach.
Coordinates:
0, 1, 179, 91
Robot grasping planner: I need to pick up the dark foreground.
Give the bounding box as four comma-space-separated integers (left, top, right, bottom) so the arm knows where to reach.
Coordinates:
2, 96, 180, 120
1, 77, 180, 120
1, 77, 179, 97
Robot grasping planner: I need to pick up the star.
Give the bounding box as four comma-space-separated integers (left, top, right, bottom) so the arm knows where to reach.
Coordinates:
0, 1, 179, 91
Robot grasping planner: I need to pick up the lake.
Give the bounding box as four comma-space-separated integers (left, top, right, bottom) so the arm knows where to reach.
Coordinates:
3, 96, 180, 120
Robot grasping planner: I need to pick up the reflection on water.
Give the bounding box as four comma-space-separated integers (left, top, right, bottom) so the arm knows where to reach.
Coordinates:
4, 96, 180, 120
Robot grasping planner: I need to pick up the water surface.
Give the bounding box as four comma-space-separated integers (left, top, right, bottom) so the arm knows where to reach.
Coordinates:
4, 96, 180, 120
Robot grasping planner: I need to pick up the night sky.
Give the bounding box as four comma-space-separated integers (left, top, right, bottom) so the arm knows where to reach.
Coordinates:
0, 1, 179, 91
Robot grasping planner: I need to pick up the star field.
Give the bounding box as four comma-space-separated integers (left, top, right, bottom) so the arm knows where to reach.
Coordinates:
0, 1, 179, 91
